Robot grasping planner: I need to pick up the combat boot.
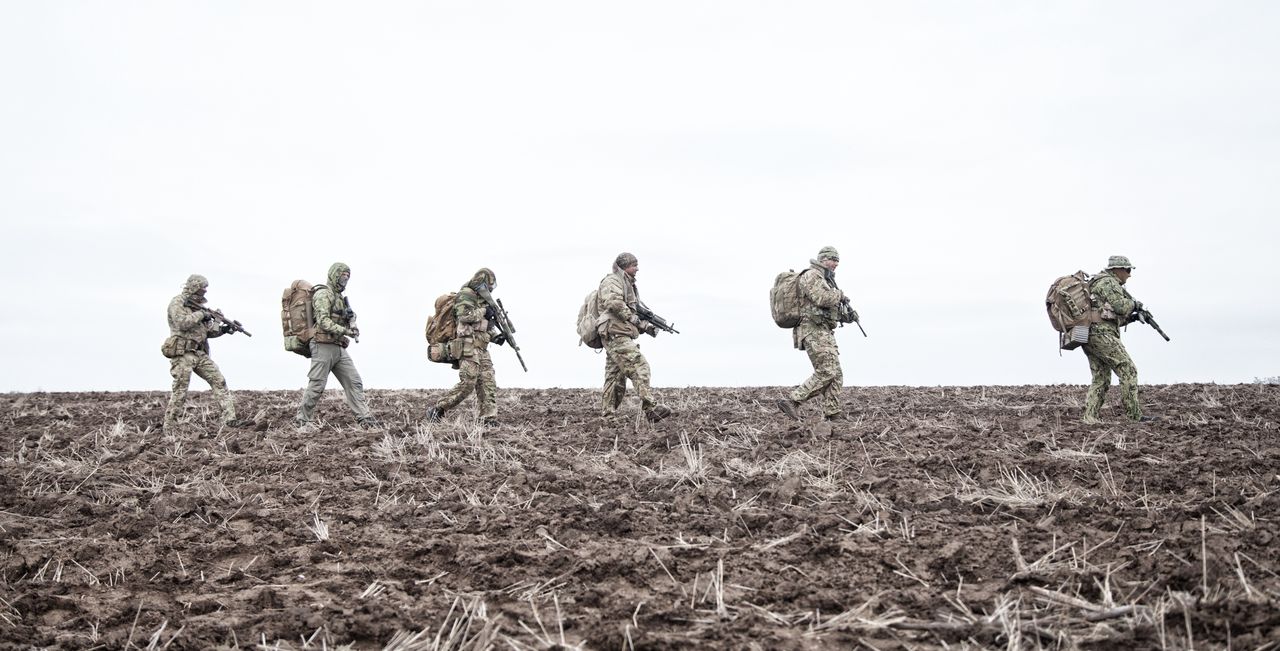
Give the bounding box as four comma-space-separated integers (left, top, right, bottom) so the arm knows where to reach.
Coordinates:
358, 417, 382, 429
426, 407, 444, 422
824, 412, 845, 422
482, 417, 499, 427
644, 404, 673, 423
224, 418, 255, 428
776, 397, 801, 420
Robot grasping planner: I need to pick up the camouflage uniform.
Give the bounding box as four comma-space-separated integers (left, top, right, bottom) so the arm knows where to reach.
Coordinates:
163, 274, 237, 430
433, 269, 499, 421
598, 253, 671, 421
782, 247, 855, 420
1082, 258, 1142, 421
297, 262, 375, 426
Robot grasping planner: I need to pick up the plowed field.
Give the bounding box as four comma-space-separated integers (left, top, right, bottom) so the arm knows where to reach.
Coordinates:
2, 384, 1279, 649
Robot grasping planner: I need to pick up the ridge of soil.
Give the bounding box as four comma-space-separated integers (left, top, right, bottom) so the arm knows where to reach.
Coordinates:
2, 384, 1278, 649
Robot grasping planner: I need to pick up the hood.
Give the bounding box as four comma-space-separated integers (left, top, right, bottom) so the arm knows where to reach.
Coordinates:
465, 267, 496, 292
181, 274, 209, 302
328, 262, 351, 291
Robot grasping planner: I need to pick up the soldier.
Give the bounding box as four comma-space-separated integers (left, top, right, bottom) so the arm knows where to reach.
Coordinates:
777, 246, 859, 421
598, 252, 673, 422
162, 274, 251, 431
427, 268, 502, 426
296, 262, 380, 429
1082, 255, 1154, 423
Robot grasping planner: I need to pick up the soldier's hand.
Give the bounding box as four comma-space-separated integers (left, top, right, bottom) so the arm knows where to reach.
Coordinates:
629, 314, 641, 326
848, 309, 859, 323
219, 323, 236, 335
348, 327, 361, 339
491, 333, 507, 346
192, 310, 207, 321
640, 321, 657, 337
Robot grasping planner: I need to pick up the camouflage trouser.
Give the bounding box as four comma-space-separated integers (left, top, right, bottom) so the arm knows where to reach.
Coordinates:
297, 341, 372, 423
602, 335, 654, 415
791, 329, 843, 417
1082, 327, 1141, 421
435, 338, 497, 418
165, 351, 235, 428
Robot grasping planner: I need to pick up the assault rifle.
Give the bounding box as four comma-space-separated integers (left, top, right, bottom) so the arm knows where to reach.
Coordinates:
838, 297, 867, 337
185, 299, 252, 336
481, 292, 528, 372
1131, 306, 1170, 342
636, 301, 679, 335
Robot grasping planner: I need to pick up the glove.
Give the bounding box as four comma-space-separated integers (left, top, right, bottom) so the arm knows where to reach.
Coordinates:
629, 314, 641, 326
219, 323, 236, 334
640, 320, 657, 337
491, 333, 507, 346
191, 310, 207, 321
485, 306, 497, 322
348, 327, 361, 339
847, 309, 859, 323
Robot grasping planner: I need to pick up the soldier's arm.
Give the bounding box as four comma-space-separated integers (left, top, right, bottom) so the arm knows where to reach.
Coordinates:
1093, 277, 1136, 319
312, 289, 350, 336
800, 271, 844, 308
169, 299, 205, 332
455, 292, 486, 325
600, 277, 636, 322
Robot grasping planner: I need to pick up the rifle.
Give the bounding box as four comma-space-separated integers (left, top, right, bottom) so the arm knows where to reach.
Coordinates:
837, 298, 867, 337
185, 299, 252, 336
635, 301, 680, 334
1132, 306, 1170, 342
480, 292, 528, 372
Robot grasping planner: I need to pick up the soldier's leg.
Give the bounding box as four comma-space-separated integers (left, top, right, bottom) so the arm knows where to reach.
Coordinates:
164, 354, 195, 429
1082, 339, 1114, 422
602, 338, 628, 415
817, 350, 844, 417
191, 353, 236, 423
1097, 338, 1142, 420
610, 337, 654, 411
297, 342, 337, 423
436, 355, 480, 413
330, 348, 372, 420
791, 330, 840, 407
475, 347, 497, 419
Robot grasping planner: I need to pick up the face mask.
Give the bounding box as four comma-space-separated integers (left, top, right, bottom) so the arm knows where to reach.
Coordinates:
335, 275, 349, 290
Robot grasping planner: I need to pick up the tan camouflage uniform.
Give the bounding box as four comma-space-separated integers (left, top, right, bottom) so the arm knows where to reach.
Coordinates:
787, 248, 850, 418
434, 269, 499, 420
1082, 260, 1142, 421
297, 262, 375, 426
163, 274, 237, 430
597, 253, 671, 420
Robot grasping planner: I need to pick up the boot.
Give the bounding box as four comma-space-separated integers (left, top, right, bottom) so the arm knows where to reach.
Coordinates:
358, 417, 382, 429
482, 417, 499, 427
224, 418, 255, 428
644, 404, 673, 423
823, 412, 845, 422
426, 407, 444, 422
777, 397, 801, 420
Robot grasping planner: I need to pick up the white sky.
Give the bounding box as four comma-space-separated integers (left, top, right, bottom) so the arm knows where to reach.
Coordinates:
2, 2, 1278, 392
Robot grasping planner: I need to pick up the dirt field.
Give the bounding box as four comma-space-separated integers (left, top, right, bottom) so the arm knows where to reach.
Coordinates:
2, 384, 1278, 649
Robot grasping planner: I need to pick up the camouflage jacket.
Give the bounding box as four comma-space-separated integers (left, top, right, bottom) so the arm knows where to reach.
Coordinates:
453, 287, 493, 345
598, 268, 641, 339
1090, 270, 1137, 334
794, 262, 845, 348
167, 294, 223, 350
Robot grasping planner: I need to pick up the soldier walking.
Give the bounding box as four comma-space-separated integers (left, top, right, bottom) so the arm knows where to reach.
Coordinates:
598, 252, 673, 422
162, 274, 250, 431
778, 246, 859, 422
1082, 256, 1154, 423
427, 268, 502, 426
296, 262, 380, 429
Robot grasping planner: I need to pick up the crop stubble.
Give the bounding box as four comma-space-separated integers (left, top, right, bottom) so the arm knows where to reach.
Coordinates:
1, 384, 1278, 649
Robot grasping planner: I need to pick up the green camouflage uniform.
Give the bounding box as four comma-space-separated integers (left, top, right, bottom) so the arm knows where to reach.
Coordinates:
297, 262, 373, 424
163, 275, 236, 429
1082, 269, 1142, 421
598, 265, 657, 416
434, 269, 498, 419
789, 261, 847, 417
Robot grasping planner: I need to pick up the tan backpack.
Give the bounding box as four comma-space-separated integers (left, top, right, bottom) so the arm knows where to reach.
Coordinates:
281, 280, 322, 357
576, 287, 605, 349
421, 292, 459, 364
770, 269, 809, 328
1045, 271, 1101, 349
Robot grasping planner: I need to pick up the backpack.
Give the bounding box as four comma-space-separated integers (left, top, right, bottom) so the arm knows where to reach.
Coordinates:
281, 280, 322, 357
576, 288, 604, 349
425, 292, 459, 345
1045, 271, 1101, 349
770, 269, 809, 328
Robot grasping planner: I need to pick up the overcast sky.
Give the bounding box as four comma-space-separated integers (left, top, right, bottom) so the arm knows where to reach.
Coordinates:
3, 2, 1278, 393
